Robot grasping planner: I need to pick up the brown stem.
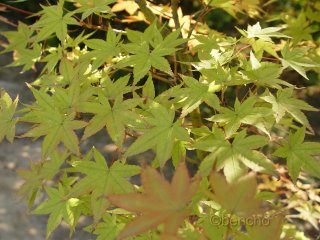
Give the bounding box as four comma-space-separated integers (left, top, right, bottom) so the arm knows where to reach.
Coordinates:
0, 3, 35, 16
171, 0, 181, 31
187, 1, 213, 40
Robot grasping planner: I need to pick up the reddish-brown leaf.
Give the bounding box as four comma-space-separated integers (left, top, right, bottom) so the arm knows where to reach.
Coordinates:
108, 163, 199, 239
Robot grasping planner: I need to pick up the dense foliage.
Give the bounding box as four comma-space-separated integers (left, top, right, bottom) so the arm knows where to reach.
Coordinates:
1, 0, 320, 239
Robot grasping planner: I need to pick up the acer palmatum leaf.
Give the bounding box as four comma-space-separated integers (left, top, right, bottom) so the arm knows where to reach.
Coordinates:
108, 162, 200, 239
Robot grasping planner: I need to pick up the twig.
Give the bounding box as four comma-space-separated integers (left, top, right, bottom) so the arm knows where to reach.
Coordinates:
0, 3, 35, 16
171, 0, 181, 31
0, 16, 17, 27
187, 0, 213, 40
79, 21, 126, 34
120, 67, 174, 85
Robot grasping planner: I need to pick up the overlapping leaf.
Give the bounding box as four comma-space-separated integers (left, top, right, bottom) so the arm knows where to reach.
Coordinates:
126, 102, 190, 166
0, 22, 32, 53
244, 22, 288, 42
0, 90, 18, 143
17, 151, 68, 207
108, 163, 200, 239
281, 45, 319, 80
70, 148, 140, 221
196, 128, 275, 181
208, 172, 263, 217
117, 23, 185, 81
208, 97, 272, 138
82, 28, 121, 69
170, 75, 221, 118
273, 127, 320, 182
32, 0, 78, 42
74, 0, 116, 20
32, 184, 83, 239
82, 92, 141, 146
260, 88, 318, 131
20, 86, 87, 158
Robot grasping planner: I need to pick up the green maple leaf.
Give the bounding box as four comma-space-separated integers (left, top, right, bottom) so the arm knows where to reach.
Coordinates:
42, 46, 63, 72
284, 12, 316, 44
82, 27, 121, 69
8, 44, 42, 72
193, 33, 220, 60
32, 184, 83, 239
196, 128, 275, 181
32, 0, 79, 42
208, 96, 272, 138
244, 22, 288, 42
74, 0, 116, 20
53, 79, 95, 114
84, 213, 124, 240
82, 92, 141, 146
100, 74, 132, 100
260, 88, 318, 131
17, 151, 68, 207
70, 148, 140, 222
0, 22, 32, 53
21, 87, 87, 158
126, 102, 190, 166
273, 127, 320, 182
117, 23, 185, 82
171, 75, 221, 118
281, 45, 320, 80
0, 90, 18, 143
242, 60, 292, 89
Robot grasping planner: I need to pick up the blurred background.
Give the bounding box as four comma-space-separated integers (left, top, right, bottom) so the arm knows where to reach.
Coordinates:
0, 0, 319, 239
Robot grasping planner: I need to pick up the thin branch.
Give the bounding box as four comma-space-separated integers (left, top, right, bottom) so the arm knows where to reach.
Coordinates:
0, 16, 17, 27
0, 3, 35, 16
120, 67, 174, 85
171, 0, 181, 31
187, 0, 213, 40
78, 21, 126, 34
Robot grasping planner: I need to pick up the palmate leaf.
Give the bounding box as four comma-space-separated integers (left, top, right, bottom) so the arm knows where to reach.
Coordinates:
0, 21, 32, 53
244, 22, 288, 42
283, 12, 316, 45
20, 87, 87, 158
108, 163, 200, 240
273, 127, 320, 182
170, 75, 221, 118
208, 96, 272, 138
70, 148, 140, 222
0, 90, 18, 143
126, 102, 190, 166
281, 45, 320, 80
32, 0, 79, 42
17, 151, 68, 207
195, 128, 275, 181
82, 27, 121, 70
32, 185, 83, 239
117, 23, 185, 82
238, 214, 284, 240
101, 74, 132, 100
242, 61, 292, 89
208, 172, 263, 217
82, 92, 141, 146
74, 0, 116, 20
84, 213, 124, 240
260, 88, 318, 132
8, 43, 42, 72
